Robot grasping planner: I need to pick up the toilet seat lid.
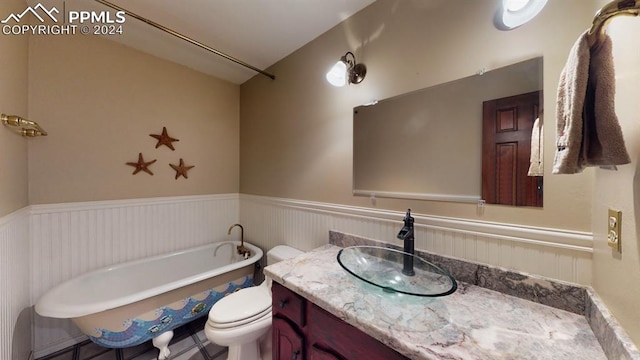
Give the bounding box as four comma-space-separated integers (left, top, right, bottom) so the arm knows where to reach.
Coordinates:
208, 285, 271, 325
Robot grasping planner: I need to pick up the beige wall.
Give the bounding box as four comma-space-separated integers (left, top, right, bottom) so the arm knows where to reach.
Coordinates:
28, 33, 240, 204
0, 0, 29, 216
591, 4, 640, 346
240, 0, 597, 231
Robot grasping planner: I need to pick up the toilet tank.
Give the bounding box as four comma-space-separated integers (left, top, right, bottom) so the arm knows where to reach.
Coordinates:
266, 245, 303, 265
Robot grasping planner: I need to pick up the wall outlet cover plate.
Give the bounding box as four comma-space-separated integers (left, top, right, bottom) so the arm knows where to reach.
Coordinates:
607, 209, 621, 252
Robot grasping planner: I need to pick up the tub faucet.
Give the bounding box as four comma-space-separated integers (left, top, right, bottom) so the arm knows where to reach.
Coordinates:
397, 209, 415, 276
228, 223, 251, 259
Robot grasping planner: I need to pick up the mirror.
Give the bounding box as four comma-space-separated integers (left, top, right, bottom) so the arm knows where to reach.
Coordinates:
353, 57, 543, 206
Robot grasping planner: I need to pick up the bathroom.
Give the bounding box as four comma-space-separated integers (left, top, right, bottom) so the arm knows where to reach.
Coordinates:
1, 0, 639, 359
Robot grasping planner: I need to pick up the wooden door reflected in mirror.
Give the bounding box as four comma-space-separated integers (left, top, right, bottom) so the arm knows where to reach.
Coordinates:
482, 91, 543, 207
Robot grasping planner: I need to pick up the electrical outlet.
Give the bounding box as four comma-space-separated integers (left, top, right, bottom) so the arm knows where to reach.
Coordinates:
607, 209, 621, 252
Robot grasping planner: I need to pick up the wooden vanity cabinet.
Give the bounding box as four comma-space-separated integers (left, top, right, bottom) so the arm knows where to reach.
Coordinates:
272, 282, 408, 360
272, 282, 306, 359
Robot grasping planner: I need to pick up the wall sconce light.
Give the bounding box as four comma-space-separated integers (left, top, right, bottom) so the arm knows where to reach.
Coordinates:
495, 0, 548, 30
1, 114, 48, 137
326, 51, 367, 87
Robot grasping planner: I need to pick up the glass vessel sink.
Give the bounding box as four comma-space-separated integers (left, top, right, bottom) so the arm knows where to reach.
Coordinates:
337, 246, 457, 297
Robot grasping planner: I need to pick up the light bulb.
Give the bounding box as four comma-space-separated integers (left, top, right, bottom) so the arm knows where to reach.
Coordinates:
326, 60, 348, 87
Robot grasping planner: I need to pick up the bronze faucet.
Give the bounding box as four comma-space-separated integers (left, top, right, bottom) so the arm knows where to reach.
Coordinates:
228, 223, 251, 258
397, 209, 415, 276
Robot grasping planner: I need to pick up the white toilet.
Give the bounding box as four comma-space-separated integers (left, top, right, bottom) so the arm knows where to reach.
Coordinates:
204, 245, 303, 360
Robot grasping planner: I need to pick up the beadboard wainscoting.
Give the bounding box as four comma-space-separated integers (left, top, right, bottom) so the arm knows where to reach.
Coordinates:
239, 194, 594, 286
23, 193, 595, 358
30, 194, 240, 358
0, 207, 31, 360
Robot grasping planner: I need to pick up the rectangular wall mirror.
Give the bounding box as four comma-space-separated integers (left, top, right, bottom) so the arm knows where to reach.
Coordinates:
353, 57, 543, 206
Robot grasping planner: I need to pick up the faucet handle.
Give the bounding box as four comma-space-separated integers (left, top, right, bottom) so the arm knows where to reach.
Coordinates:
403, 209, 414, 225
236, 245, 251, 259
397, 209, 415, 241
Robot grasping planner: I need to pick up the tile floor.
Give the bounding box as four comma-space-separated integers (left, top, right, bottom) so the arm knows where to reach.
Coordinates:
35, 318, 228, 360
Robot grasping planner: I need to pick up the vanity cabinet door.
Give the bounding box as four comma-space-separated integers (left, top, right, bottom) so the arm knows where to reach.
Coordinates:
272, 282, 306, 327
273, 316, 304, 360
307, 303, 408, 360
271, 282, 408, 360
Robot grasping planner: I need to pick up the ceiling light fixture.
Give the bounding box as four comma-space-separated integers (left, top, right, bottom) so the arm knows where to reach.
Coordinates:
326, 51, 367, 87
495, 0, 548, 30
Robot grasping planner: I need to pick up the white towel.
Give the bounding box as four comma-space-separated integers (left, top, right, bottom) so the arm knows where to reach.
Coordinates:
528, 117, 543, 176
552, 31, 630, 174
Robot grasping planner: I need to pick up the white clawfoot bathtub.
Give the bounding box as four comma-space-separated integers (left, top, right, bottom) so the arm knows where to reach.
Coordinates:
35, 241, 263, 360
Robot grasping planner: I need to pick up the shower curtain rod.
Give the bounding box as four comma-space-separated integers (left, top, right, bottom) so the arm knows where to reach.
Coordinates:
93, 0, 276, 80
587, 0, 640, 47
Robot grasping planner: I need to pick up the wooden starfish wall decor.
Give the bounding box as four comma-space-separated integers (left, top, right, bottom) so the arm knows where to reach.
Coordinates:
126, 153, 156, 175
169, 158, 195, 179
149, 126, 179, 150
126, 127, 196, 179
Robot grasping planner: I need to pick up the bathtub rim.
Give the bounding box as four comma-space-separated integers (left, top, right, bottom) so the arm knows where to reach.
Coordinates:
35, 240, 263, 318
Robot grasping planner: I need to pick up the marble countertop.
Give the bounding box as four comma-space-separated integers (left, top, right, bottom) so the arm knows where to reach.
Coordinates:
265, 244, 607, 360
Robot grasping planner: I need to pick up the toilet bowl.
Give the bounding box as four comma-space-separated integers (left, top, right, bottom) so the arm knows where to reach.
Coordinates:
204, 245, 303, 360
